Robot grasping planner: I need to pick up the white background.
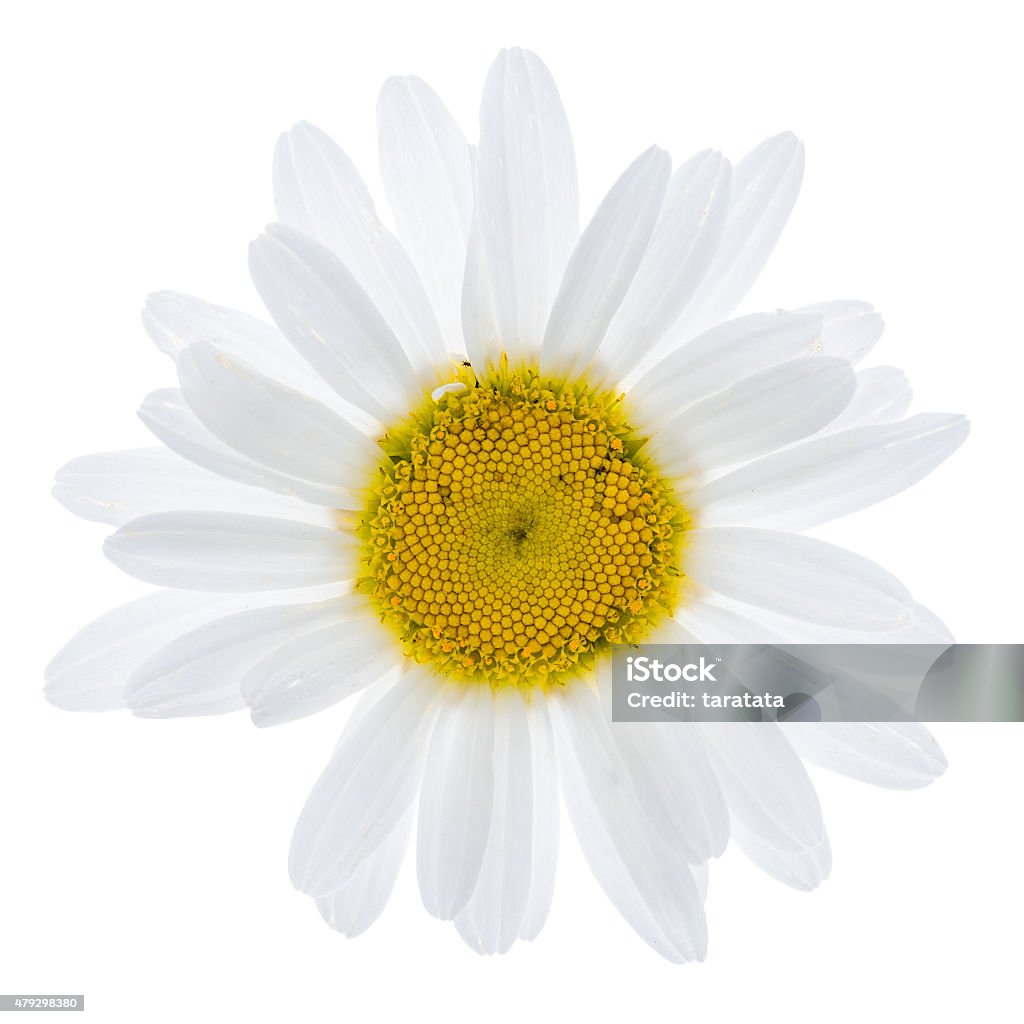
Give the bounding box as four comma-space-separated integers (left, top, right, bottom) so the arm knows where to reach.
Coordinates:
2, 1, 1022, 1021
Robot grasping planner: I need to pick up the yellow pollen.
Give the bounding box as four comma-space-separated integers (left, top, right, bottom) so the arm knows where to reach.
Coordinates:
358, 362, 689, 688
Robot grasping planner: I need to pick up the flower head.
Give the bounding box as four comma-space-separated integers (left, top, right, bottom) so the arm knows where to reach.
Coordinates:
48, 47, 966, 961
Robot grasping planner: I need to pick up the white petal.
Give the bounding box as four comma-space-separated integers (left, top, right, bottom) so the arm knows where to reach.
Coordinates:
732, 821, 832, 891
593, 662, 727, 863
705, 597, 953, 645
125, 597, 348, 717
176, 341, 379, 488
691, 414, 970, 530
675, 132, 804, 338
700, 722, 824, 854
597, 149, 733, 385
802, 300, 884, 364
315, 809, 413, 938
611, 720, 729, 864
139, 389, 357, 508
273, 121, 446, 378
820, 366, 912, 433
684, 527, 914, 631
901, 603, 954, 643
693, 862, 710, 902
52, 447, 328, 527
551, 682, 707, 962
519, 696, 559, 941
104, 511, 356, 592
417, 684, 495, 920
784, 721, 947, 789
627, 308, 824, 429
646, 357, 855, 475
377, 77, 474, 348
330, 672, 394, 747
289, 670, 439, 896
646, 614, 702, 643
242, 614, 401, 727
674, 598, 786, 643
476, 48, 579, 362
454, 688, 533, 954
45, 590, 226, 712
460, 205, 501, 375
540, 146, 670, 377
697, 649, 834, 893
248, 225, 418, 420
142, 291, 333, 401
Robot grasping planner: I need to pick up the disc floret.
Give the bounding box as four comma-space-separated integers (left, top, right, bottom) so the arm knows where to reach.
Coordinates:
359, 363, 688, 688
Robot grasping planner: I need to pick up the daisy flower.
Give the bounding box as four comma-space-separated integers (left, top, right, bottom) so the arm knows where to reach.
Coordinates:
48, 48, 968, 962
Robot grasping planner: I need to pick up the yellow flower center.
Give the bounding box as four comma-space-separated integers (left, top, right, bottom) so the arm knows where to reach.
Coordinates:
358, 362, 689, 688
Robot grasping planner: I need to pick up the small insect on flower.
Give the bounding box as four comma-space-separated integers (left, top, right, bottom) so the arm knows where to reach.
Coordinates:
48, 48, 967, 961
